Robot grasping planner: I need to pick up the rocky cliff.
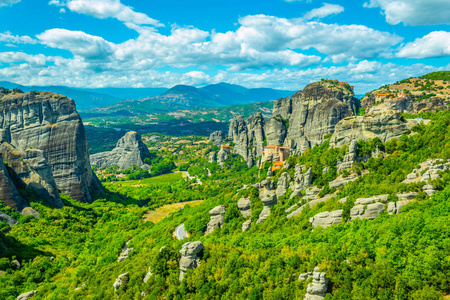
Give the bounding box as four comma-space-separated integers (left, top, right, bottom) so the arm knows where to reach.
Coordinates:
90, 131, 150, 170
0, 90, 102, 206
227, 80, 357, 164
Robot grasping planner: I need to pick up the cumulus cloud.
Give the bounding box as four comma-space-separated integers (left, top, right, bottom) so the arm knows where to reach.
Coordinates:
49, 0, 162, 26
37, 29, 115, 60
303, 3, 344, 20
0, 0, 20, 7
0, 32, 37, 44
397, 31, 450, 58
364, 0, 450, 26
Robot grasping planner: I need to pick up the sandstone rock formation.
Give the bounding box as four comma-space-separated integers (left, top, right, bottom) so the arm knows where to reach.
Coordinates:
402, 159, 449, 184
310, 210, 343, 229
388, 200, 412, 215
264, 117, 286, 146
208, 152, 216, 163
0, 91, 102, 204
257, 186, 277, 223
205, 205, 226, 235
350, 202, 385, 220
0, 158, 28, 211
299, 266, 329, 300
336, 139, 357, 172
237, 197, 251, 218
118, 240, 134, 262
228, 112, 265, 167
330, 110, 407, 148
179, 241, 203, 281
209, 130, 225, 146
328, 173, 359, 189
90, 131, 150, 171
22, 207, 39, 219
290, 166, 312, 198
16, 290, 37, 300
113, 273, 129, 291
0, 143, 63, 208
276, 172, 291, 197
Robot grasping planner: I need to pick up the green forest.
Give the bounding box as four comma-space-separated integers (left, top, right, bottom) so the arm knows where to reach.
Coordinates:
1, 111, 450, 299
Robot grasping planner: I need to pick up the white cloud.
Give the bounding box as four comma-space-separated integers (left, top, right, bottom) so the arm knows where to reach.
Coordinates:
59, 8, 65, 13
365, 0, 450, 26
49, 0, 162, 26
397, 31, 450, 58
0, 32, 37, 44
303, 3, 344, 20
0, 0, 20, 7
37, 29, 115, 60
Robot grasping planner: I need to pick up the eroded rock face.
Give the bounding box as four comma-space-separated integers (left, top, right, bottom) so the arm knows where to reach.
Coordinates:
228, 112, 265, 167
91, 131, 150, 171
113, 273, 129, 291
143, 266, 153, 283
264, 117, 286, 146
284, 82, 357, 149
209, 130, 224, 146
0, 158, 28, 211
290, 166, 312, 198
0, 91, 101, 203
0, 143, 63, 208
336, 139, 357, 172
242, 219, 252, 231
179, 241, 203, 281
205, 205, 226, 235
350, 203, 385, 220
257, 189, 277, 224
300, 266, 329, 300
276, 172, 291, 197
310, 210, 343, 228
208, 152, 217, 163
330, 110, 407, 148
388, 200, 412, 215
237, 197, 251, 218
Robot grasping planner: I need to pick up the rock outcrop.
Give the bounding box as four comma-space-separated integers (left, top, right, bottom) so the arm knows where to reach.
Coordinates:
276, 172, 291, 197
309, 210, 343, 229
0, 211, 18, 227
209, 130, 225, 146
330, 109, 407, 148
205, 205, 226, 235
402, 159, 449, 184
0, 158, 28, 211
290, 166, 312, 198
0, 91, 101, 204
0, 143, 63, 208
257, 185, 277, 223
208, 152, 216, 163
113, 273, 129, 291
299, 266, 329, 300
143, 266, 153, 283
90, 131, 150, 170
242, 219, 252, 231
336, 139, 357, 172
16, 290, 38, 300
388, 200, 412, 215
278, 81, 357, 149
264, 117, 286, 146
237, 197, 251, 218
179, 241, 203, 281
228, 112, 265, 167
117, 240, 134, 262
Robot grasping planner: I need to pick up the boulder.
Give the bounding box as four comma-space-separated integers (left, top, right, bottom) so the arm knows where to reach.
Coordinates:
179, 241, 203, 281
423, 184, 436, 196
0, 91, 102, 203
354, 194, 388, 205
209, 130, 224, 146
205, 205, 226, 235
328, 173, 358, 189
22, 207, 39, 219
237, 197, 251, 218
388, 200, 412, 215
257, 190, 277, 223
113, 273, 129, 291
16, 290, 37, 300
90, 131, 150, 171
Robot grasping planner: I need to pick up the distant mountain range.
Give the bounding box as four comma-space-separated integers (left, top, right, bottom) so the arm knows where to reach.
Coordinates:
85, 83, 295, 115
0, 81, 166, 110
0, 81, 294, 113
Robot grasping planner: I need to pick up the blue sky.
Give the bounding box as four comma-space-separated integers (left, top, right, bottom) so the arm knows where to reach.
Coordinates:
0, 0, 449, 93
